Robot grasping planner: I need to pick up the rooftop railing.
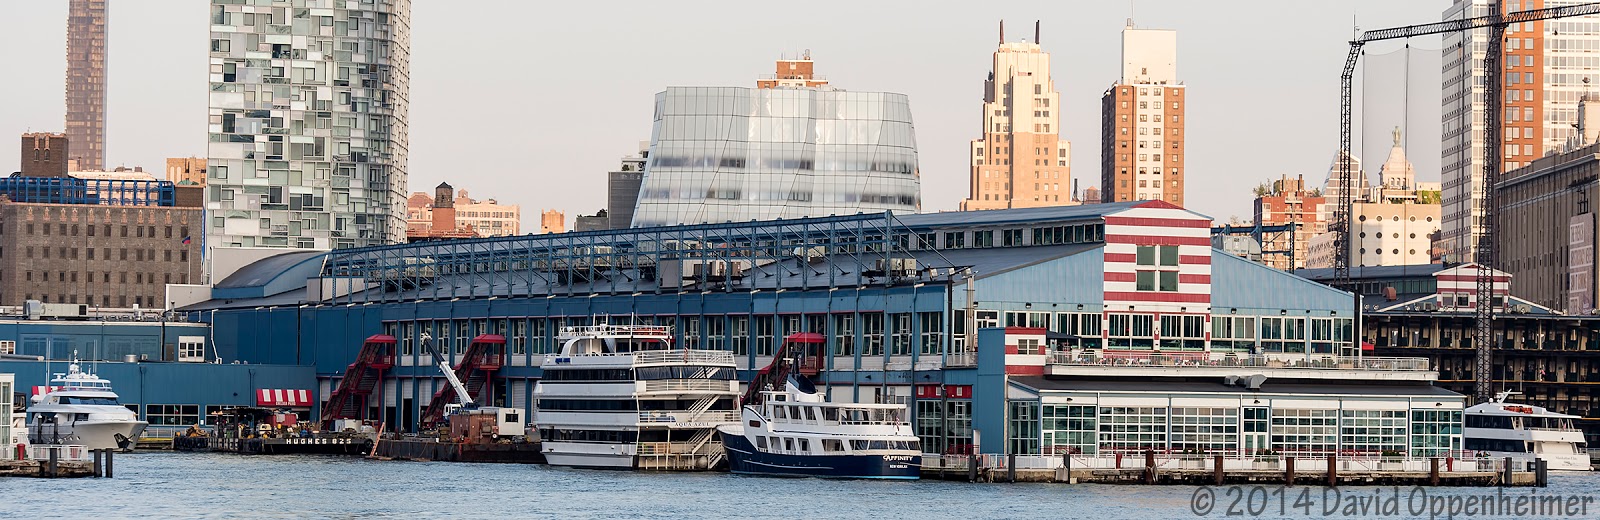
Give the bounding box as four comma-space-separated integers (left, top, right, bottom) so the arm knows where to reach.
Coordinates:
1045, 351, 1432, 371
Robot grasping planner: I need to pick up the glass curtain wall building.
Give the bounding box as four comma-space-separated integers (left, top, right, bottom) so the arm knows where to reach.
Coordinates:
631, 87, 921, 227
206, 0, 412, 250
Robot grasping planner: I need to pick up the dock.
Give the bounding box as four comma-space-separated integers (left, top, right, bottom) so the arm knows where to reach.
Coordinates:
371, 437, 545, 463
921, 453, 1546, 487
1, 446, 120, 479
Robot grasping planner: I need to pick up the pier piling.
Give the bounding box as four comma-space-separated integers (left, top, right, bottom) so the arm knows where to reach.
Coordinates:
47, 449, 58, 478
1284, 456, 1295, 487
92, 450, 103, 478
1143, 450, 1155, 484
105, 449, 113, 478
1500, 457, 1512, 487
1007, 454, 1016, 483
1213, 455, 1223, 485
1326, 455, 1336, 488
1429, 458, 1439, 486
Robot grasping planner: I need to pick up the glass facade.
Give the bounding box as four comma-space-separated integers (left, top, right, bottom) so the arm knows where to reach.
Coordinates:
207, 0, 411, 249
631, 87, 920, 227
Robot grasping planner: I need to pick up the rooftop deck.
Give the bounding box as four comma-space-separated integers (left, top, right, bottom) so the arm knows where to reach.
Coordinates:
1044, 351, 1438, 381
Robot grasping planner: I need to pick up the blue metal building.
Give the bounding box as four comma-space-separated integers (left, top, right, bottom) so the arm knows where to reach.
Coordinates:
185, 202, 1362, 446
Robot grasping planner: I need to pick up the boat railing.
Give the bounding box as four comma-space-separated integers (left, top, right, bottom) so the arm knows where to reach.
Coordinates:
1046, 351, 1432, 371
640, 379, 734, 393
559, 324, 673, 338
631, 350, 736, 365
637, 410, 740, 426
944, 351, 979, 368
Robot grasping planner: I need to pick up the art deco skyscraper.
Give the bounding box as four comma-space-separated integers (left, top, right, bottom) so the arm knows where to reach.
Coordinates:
206, 0, 411, 250
961, 21, 1072, 210
1100, 20, 1185, 205
65, 0, 108, 172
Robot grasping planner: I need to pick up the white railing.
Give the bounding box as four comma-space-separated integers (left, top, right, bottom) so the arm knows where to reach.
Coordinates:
28, 444, 91, 462
631, 350, 736, 365
1046, 351, 1432, 371
641, 380, 733, 393
638, 411, 740, 426
945, 351, 978, 367
923, 452, 1531, 474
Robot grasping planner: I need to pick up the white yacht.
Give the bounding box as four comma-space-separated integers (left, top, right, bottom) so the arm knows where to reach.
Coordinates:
718, 374, 921, 479
1464, 391, 1590, 472
28, 361, 147, 451
535, 325, 739, 470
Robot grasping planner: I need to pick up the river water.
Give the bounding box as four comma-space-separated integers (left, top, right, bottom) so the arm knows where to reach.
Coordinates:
4, 452, 1599, 519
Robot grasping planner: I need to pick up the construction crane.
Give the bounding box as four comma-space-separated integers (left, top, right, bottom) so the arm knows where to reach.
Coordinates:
1335, 2, 1600, 403
421, 332, 476, 414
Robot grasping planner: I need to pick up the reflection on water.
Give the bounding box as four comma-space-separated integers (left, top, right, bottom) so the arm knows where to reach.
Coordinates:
7, 452, 1598, 519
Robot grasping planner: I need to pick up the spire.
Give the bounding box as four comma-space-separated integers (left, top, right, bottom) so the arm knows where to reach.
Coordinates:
999, 20, 1005, 44
1035, 20, 1041, 45
1392, 126, 1402, 147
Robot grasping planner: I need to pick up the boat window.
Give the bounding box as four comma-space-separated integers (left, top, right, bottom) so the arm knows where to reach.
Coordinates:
804, 407, 817, 421
1464, 438, 1528, 453
1465, 415, 1514, 429
774, 407, 787, 420
823, 407, 839, 422
823, 439, 845, 452
748, 420, 760, 428
784, 438, 795, 452
59, 397, 119, 406
798, 439, 810, 452
756, 436, 768, 449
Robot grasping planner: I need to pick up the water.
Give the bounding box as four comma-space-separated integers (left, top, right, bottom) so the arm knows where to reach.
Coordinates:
4, 452, 1599, 519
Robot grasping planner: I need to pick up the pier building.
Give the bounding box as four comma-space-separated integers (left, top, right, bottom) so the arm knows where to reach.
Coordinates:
174, 200, 1457, 460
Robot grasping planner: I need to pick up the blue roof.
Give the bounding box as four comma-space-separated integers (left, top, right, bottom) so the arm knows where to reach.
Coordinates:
212, 250, 327, 300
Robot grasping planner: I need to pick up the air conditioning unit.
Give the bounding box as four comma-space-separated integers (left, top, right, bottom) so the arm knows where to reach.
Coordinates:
1512, 304, 1532, 314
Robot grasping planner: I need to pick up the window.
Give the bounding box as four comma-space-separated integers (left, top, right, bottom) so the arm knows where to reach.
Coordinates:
832, 314, 855, 357
1210, 316, 1256, 352
1271, 409, 1338, 455
753, 316, 773, 356
1099, 406, 1167, 451
890, 313, 912, 356
1341, 410, 1406, 455
147, 404, 201, 426
861, 313, 884, 357
918, 311, 942, 355
730, 316, 748, 355
1170, 407, 1239, 452
1008, 401, 1041, 455
1410, 410, 1462, 457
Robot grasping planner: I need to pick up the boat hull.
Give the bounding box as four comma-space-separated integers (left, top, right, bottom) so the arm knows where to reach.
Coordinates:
1476, 451, 1593, 472
721, 430, 920, 479
29, 420, 147, 451
541, 441, 637, 469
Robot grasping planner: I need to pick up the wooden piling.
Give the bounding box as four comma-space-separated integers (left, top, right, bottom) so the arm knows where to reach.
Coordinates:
92, 450, 103, 478
1429, 458, 1440, 486
1501, 457, 1512, 487
1326, 454, 1336, 488
1214, 455, 1224, 485
105, 449, 113, 479
1007, 454, 1016, 483
1284, 456, 1295, 487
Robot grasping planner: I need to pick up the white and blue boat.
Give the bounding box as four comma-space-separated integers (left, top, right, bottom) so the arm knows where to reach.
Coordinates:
718, 374, 921, 479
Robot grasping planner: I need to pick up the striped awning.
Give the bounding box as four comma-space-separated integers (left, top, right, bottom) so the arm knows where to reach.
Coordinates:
32, 386, 63, 396
256, 389, 313, 407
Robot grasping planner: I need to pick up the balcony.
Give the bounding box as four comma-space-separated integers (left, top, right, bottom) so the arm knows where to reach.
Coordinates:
1044, 351, 1437, 381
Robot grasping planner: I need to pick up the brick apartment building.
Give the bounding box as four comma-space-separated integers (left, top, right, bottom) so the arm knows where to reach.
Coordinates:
1, 134, 203, 309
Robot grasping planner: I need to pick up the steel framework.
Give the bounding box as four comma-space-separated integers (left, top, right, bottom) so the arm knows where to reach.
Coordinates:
1335, 2, 1600, 402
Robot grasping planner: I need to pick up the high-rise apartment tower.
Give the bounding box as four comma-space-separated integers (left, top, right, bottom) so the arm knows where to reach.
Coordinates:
65, 0, 108, 172
206, 0, 411, 250
1440, 0, 1600, 262
960, 21, 1072, 211
1100, 20, 1185, 205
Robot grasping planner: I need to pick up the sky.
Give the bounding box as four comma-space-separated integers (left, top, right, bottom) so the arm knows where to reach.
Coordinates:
0, 1, 1454, 227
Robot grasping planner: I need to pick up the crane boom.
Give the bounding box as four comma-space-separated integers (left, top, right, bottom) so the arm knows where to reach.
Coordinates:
421, 332, 475, 407
1335, 2, 1600, 403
